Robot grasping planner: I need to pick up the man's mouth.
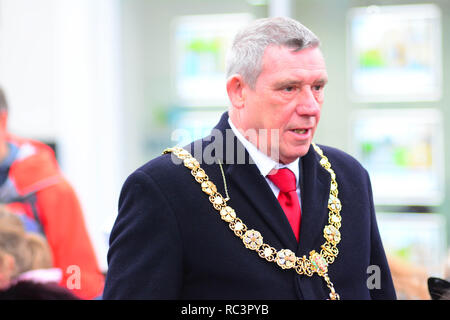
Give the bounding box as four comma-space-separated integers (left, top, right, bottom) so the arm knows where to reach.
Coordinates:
293, 129, 308, 134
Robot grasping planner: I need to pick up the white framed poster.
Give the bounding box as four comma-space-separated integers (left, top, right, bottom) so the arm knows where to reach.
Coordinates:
172, 13, 253, 107
350, 108, 445, 206
347, 4, 442, 102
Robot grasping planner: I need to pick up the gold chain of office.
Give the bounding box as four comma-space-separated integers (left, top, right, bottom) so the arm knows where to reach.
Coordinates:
163, 143, 342, 300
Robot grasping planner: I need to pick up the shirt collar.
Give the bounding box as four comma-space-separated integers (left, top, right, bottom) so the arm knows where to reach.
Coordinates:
228, 118, 299, 184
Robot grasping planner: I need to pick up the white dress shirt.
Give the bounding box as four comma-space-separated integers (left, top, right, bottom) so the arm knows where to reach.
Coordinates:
228, 118, 301, 206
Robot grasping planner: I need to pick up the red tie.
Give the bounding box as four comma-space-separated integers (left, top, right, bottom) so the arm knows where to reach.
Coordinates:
267, 168, 301, 242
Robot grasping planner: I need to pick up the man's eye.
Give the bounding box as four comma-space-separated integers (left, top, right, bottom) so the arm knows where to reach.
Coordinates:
283, 86, 295, 92
313, 85, 323, 91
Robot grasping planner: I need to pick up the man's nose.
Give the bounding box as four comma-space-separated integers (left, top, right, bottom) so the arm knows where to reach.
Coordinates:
295, 87, 320, 115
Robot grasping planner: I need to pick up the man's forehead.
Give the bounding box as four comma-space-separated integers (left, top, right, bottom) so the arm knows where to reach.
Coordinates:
261, 45, 326, 72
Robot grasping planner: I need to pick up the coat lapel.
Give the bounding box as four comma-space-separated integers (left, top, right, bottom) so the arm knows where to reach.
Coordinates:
295, 145, 334, 300
297, 144, 331, 257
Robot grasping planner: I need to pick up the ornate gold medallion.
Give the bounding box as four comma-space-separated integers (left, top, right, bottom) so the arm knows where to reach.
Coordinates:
163, 143, 342, 300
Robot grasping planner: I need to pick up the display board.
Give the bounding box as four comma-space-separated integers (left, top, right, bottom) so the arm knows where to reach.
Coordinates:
169, 109, 226, 146
348, 4, 442, 102
172, 13, 253, 107
351, 109, 445, 206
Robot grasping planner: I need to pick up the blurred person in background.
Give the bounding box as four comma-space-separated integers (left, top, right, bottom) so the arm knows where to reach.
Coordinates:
104, 17, 395, 300
0, 87, 104, 299
0, 207, 78, 299
428, 276, 450, 300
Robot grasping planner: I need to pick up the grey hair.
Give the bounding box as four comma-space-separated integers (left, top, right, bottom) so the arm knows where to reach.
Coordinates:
226, 17, 320, 88
0, 87, 8, 112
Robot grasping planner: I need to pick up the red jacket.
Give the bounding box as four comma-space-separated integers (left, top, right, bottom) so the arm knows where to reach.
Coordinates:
1, 134, 104, 299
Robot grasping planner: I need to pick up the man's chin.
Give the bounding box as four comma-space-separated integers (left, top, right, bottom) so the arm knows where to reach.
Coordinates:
277, 149, 310, 164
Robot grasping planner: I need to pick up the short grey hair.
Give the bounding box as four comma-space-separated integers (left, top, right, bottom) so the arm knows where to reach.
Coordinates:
0, 87, 8, 112
226, 17, 320, 88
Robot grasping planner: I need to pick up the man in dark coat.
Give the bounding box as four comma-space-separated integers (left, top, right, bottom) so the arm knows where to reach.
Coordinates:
103, 17, 396, 300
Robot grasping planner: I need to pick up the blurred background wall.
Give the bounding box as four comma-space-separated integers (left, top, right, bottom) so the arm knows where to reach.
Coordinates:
0, 0, 448, 298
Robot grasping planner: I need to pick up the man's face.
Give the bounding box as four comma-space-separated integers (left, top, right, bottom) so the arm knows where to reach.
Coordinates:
239, 45, 328, 164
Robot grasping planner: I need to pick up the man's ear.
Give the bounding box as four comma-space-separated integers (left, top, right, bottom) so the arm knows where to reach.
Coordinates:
226, 74, 246, 109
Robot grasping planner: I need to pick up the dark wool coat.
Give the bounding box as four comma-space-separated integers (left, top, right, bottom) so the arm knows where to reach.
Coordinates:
104, 112, 396, 300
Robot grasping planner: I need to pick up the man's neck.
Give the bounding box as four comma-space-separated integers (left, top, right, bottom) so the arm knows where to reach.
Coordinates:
228, 115, 286, 164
